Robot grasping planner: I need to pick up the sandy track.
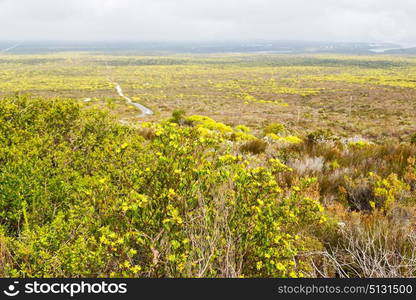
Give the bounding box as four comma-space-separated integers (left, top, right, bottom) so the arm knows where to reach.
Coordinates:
114, 82, 153, 116
105, 62, 153, 117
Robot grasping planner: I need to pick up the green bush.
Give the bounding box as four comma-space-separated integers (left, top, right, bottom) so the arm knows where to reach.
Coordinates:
341, 173, 409, 212
264, 122, 285, 136
169, 109, 186, 125
0, 95, 330, 277
306, 129, 334, 144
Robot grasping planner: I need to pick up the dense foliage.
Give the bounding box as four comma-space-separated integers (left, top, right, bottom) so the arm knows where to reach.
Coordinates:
1, 95, 415, 278
0, 96, 329, 277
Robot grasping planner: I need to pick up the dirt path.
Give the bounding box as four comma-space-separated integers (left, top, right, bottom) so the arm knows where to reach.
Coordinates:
105, 62, 153, 117
114, 82, 153, 116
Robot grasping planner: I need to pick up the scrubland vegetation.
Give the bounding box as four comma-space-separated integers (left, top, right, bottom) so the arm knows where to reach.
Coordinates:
0, 53, 416, 277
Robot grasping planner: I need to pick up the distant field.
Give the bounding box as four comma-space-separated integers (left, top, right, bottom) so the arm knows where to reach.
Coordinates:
1, 51, 416, 278
1, 52, 415, 142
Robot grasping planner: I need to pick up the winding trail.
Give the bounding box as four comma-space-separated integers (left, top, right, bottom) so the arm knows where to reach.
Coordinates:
0, 46, 153, 117
105, 62, 153, 117
0, 44, 153, 117
114, 82, 153, 116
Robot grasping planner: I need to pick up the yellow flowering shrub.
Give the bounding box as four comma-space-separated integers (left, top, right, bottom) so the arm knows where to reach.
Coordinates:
0, 95, 330, 277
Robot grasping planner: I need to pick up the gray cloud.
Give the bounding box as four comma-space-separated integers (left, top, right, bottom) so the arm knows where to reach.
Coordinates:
0, 0, 415, 44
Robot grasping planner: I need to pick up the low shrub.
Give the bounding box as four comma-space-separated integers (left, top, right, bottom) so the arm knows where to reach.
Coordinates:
169, 109, 186, 125
306, 129, 334, 144
0, 95, 329, 278
264, 122, 285, 136
411, 133, 416, 145
340, 173, 409, 212
240, 139, 267, 154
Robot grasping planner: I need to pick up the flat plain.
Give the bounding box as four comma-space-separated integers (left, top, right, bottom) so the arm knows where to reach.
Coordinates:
1, 53, 415, 140
1, 51, 416, 277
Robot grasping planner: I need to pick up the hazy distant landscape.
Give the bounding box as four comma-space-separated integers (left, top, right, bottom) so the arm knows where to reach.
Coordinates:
0, 40, 413, 54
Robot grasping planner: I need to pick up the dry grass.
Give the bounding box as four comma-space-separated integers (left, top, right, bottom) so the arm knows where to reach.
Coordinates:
240, 139, 267, 154
308, 209, 416, 278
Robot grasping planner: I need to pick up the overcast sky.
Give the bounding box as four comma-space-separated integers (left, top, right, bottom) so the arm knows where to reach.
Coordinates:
0, 0, 415, 45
